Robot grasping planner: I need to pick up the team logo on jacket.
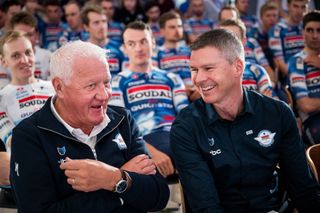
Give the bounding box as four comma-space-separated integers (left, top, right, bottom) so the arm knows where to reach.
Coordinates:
57, 146, 66, 155
254, 130, 276, 147
208, 138, 214, 146
113, 133, 127, 150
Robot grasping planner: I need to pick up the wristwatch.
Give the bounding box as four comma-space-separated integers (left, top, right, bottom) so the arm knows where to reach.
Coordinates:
114, 170, 130, 194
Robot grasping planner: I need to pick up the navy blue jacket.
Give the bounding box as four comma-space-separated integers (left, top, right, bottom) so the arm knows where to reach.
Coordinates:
10, 98, 169, 213
171, 90, 320, 213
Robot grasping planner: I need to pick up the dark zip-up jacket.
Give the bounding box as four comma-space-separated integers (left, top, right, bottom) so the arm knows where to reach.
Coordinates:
171, 90, 320, 213
10, 98, 169, 213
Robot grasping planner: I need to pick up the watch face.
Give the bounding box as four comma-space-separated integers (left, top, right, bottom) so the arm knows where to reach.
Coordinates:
116, 180, 128, 193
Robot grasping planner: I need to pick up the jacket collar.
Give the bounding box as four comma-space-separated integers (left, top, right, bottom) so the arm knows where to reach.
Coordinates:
198, 89, 255, 125
37, 97, 124, 141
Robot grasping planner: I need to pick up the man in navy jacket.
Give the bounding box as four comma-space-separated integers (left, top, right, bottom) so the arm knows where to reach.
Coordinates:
10, 40, 169, 212
170, 29, 320, 213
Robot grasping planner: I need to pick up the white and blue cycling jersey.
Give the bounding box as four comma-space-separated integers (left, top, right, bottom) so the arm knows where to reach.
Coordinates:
150, 22, 164, 46
245, 37, 270, 68
243, 62, 277, 98
38, 22, 68, 52
101, 40, 125, 77
110, 67, 189, 135
269, 19, 304, 63
248, 26, 274, 68
107, 21, 124, 45
288, 51, 320, 121
58, 28, 89, 47
240, 14, 259, 36
183, 17, 214, 38
157, 43, 191, 86
0, 80, 54, 148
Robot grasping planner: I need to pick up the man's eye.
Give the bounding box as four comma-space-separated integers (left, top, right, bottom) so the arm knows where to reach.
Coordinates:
190, 68, 198, 73
88, 84, 96, 89
12, 54, 20, 59
127, 42, 135, 47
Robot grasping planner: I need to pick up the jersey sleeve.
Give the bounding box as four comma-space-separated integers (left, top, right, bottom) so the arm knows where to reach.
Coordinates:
110, 74, 126, 107
167, 73, 189, 112
288, 55, 309, 100
251, 63, 277, 97
250, 38, 270, 68
183, 19, 193, 36
268, 25, 284, 61
0, 94, 15, 147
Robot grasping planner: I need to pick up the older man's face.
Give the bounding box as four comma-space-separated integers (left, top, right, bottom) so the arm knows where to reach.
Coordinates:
60, 56, 111, 133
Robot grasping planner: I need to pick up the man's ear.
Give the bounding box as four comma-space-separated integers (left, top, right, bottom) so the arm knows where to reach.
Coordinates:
0, 55, 7, 68
52, 77, 64, 98
83, 24, 89, 32
234, 58, 244, 77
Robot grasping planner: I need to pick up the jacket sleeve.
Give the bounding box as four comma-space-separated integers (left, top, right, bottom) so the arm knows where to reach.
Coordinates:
118, 108, 170, 212
10, 121, 122, 213
279, 104, 320, 212
170, 109, 224, 213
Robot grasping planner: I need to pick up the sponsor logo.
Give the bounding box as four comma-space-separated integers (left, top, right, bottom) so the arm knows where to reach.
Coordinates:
127, 85, 172, 103
210, 149, 221, 156
306, 72, 320, 87
254, 130, 276, 147
291, 75, 305, 84
19, 95, 49, 109
112, 133, 127, 150
131, 102, 173, 112
0, 112, 6, 119
57, 146, 66, 155
161, 56, 190, 69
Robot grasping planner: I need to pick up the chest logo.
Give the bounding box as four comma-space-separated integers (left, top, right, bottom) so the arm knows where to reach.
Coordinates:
113, 133, 127, 150
254, 130, 276, 147
57, 146, 66, 156
208, 138, 215, 146
15, 162, 20, 177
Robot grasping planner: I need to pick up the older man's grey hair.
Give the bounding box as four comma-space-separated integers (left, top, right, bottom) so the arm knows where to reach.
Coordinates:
50, 40, 107, 84
190, 29, 244, 64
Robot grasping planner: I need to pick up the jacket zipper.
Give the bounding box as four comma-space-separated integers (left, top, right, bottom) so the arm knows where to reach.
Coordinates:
38, 115, 125, 160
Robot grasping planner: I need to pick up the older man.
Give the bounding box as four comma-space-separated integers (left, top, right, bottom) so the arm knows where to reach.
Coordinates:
170, 29, 320, 212
10, 40, 169, 212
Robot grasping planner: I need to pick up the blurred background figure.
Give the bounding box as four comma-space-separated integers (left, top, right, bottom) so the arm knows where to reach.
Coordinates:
11, 11, 52, 80
183, 0, 214, 44
0, 0, 22, 36
113, 0, 147, 25
144, 1, 164, 46
99, 0, 124, 45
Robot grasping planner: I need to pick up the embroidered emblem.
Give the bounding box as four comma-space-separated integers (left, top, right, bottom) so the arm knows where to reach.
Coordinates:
246, 130, 253, 135
113, 133, 127, 150
254, 130, 276, 147
208, 138, 215, 146
57, 146, 66, 155
15, 162, 19, 177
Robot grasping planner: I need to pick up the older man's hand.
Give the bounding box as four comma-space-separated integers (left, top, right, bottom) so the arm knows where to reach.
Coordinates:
121, 154, 156, 175
60, 157, 121, 192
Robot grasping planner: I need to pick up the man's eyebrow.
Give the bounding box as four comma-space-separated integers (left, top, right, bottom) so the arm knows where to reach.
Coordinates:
126, 38, 147, 43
